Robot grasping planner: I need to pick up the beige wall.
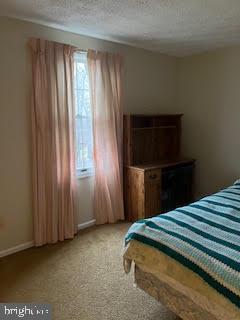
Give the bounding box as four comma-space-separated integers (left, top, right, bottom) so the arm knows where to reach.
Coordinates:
0, 17, 178, 252
177, 47, 240, 198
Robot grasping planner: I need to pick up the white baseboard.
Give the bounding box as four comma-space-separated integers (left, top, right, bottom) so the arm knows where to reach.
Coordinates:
77, 219, 96, 230
0, 241, 34, 258
0, 219, 96, 258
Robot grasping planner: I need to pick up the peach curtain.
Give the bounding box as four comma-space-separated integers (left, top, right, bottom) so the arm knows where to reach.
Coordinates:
29, 39, 77, 246
87, 49, 124, 224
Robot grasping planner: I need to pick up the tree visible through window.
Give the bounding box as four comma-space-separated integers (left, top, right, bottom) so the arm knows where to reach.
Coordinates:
74, 52, 94, 177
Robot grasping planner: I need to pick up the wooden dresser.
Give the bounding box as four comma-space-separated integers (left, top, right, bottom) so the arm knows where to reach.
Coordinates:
123, 114, 195, 221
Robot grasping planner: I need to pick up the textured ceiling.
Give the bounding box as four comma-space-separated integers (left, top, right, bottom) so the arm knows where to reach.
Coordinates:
2, 0, 240, 56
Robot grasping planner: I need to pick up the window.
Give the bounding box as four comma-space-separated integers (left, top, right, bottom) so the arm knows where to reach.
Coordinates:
73, 52, 94, 178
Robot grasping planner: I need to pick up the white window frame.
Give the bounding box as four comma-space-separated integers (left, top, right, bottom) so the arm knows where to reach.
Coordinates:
73, 51, 94, 179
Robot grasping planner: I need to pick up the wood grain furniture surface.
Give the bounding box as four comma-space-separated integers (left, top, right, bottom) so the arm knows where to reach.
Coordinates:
123, 114, 195, 221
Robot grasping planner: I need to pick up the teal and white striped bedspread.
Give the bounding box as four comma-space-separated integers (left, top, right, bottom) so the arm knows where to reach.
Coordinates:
125, 181, 240, 308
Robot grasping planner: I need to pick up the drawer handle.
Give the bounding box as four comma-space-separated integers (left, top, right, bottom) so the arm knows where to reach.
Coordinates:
149, 174, 157, 179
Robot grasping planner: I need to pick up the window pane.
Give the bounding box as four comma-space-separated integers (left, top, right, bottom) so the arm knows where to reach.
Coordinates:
74, 52, 94, 174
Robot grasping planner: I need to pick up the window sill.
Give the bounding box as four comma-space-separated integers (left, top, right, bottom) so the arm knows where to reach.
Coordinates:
77, 168, 95, 180
77, 171, 95, 179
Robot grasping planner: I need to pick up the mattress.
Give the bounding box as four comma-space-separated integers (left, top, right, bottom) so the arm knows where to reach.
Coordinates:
124, 181, 240, 320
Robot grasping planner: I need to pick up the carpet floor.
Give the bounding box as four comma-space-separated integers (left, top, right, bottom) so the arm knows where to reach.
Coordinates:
0, 223, 177, 320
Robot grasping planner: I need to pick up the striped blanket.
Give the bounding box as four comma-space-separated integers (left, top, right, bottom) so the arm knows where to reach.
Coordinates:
125, 181, 240, 308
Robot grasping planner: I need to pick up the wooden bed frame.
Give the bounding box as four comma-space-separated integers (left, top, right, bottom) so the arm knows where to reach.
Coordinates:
134, 265, 221, 320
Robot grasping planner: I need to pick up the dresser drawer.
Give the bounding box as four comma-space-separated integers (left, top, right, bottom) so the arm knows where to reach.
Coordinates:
145, 169, 161, 182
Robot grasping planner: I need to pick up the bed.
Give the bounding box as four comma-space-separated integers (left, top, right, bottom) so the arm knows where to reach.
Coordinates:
123, 181, 240, 320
